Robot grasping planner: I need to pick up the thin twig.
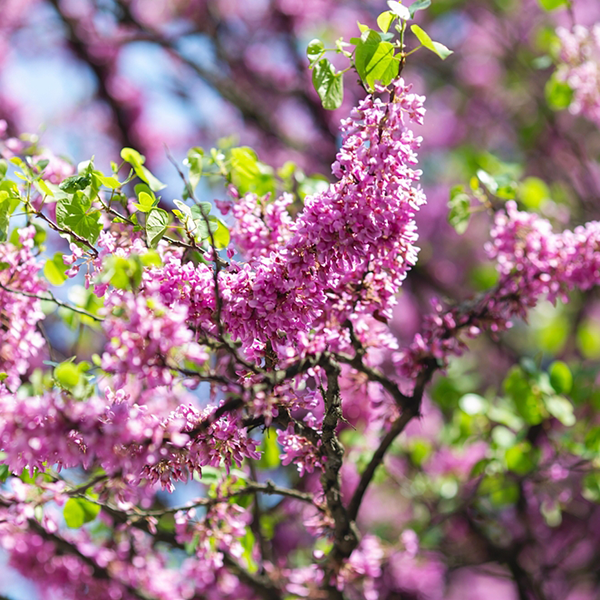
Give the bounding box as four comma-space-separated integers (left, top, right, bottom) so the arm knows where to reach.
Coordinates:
0, 281, 103, 322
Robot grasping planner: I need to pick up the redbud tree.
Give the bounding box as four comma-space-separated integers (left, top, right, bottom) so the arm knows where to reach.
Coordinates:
1, 1, 600, 600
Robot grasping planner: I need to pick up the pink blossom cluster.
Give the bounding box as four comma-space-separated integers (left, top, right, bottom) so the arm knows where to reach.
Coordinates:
101, 285, 208, 388
0, 385, 259, 493
0, 227, 47, 390
397, 200, 600, 381
219, 191, 295, 260
277, 424, 322, 477
556, 24, 600, 126
221, 79, 426, 360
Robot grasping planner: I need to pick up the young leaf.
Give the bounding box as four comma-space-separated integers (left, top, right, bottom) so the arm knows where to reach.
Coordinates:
447, 186, 471, 234
307, 39, 325, 66
64, 497, 100, 529
387, 1, 411, 21
377, 11, 395, 33
173, 199, 198, 235
95, 173, 122, 189
187, 146, 204, 191
538, 0, 569, 10
133, 191, 157, 213
312, 58, 344, 110
545, 75, 573, 110
146, 208, 169, 247
212, 218, 230, 249
410, 24, 453, 60
409, 0, 431, 17
54, 361, 81, 388
359, 39, 399, 90
44, 253, 69, 286
55, 193, 102, 245
59, 174, 91, 194
120, 147, 166, 192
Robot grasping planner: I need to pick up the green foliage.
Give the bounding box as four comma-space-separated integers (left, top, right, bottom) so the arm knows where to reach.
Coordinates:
54, 360, 82, 388
410, 25, 453, 60
120, 147, 166, 192
258, 432, 281, 469
0, 189, 20, 242
447, 185, 471, 234
55, 191, 102, 245
519, 177, 551, 210
307, 39, 325, 65
312, 58, 344, 110
43, 253, 69, 286
549, 361, 573, 394
146, 208, 169, 248
101, 255, 144, 290
545, 74, 574, 110
63, 497, 101, 528
354, 30, 400, 91
133, 190, 158, 213
186, 147, 204, 191
538, 0, 570, 11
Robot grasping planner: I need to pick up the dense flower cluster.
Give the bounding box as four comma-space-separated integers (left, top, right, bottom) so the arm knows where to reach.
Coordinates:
221, 79, 426, 361
0, 227, 46, 390
396, 200, 600, 381
556, 24, 600, 126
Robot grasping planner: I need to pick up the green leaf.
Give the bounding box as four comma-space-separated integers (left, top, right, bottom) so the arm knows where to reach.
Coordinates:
0, 464, 9, 482
95, 173, 122, 189
504, 366, 544, 425
64, 497, 100, 528
545, 75, 573, 110
410, 24, 453, 60
409, 0, 431, 17
505, 442, 538, 475
102, 255, 143, 290
479, 474, 520, 507
0, 159, 7, 180
191, 203, 219, 242
476, 169, 498, 193
356, 36, 399, 90
312, 58, 344, 110
447, 186, 471, 234
120, 147, 166, 192
519, 177, 551, 210
307, 39, 325, 66
549, 361, 573, 394
357, 21, 370, 33
354, 30, 381, 79
146, 208, 169, 248
258, 432, 281, 469
230, 147, 261, 193
387, 1, 411, 20
55, 192, 102, 245
538, 0, 569, 10
59, 174, 90, 194
545, 395, 576, 426
54, 360, 81, 388
377, 11, 395, 33
577, 319, 600, 359
212, 218, 230, 249
0, 193, 14, 242
187, 147, 204, 191
582, 472, 600, 503
133, 191, 157, 213
35, 178, 54, 197
43, 253, 69, 286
